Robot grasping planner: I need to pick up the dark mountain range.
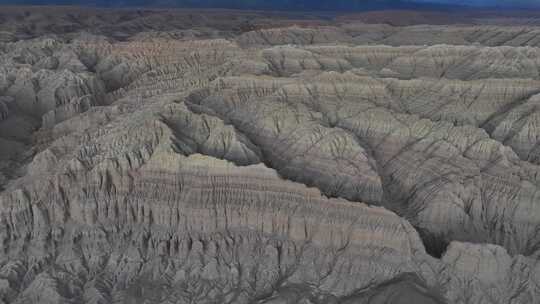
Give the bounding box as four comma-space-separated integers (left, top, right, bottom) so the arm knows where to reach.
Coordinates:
3, 0, 538, 10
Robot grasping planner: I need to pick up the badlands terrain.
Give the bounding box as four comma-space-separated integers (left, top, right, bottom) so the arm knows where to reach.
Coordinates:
1, 5, 540, 304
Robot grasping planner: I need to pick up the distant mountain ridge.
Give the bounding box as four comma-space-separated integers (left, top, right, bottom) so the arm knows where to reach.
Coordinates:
4, 0, 535, 10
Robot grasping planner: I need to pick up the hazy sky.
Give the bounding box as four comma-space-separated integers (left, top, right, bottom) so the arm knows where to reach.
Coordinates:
1, 0, 539, 9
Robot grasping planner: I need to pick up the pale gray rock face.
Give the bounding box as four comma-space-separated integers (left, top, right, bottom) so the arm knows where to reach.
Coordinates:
1, 6, 540, 304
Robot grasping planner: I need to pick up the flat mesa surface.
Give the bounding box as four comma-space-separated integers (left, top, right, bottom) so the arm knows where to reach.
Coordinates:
1, 6, 540, 304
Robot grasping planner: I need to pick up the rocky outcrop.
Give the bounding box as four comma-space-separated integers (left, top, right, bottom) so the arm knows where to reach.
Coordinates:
261, 44, 540, 80
440, 242, 540, 304
0, 150, 438, 304
236, 26, 356, 47
187, 73, 540, 258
